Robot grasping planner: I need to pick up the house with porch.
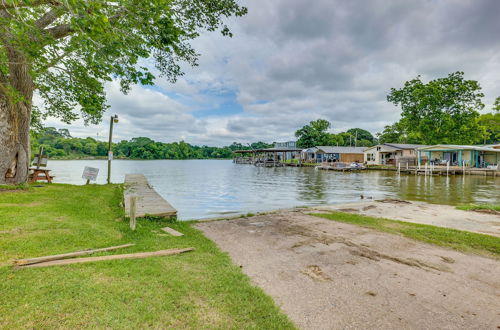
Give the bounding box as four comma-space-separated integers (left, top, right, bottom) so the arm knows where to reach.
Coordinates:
416, 145, 500, 168
363, 144, 426, 165
301, 146, 366, 163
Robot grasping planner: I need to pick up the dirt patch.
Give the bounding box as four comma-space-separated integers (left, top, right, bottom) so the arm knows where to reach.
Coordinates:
337, 208, 358, 212
439, 256, 455, 264
196, 211, 500, 329
349, 247, 451, 272
376, 199, 412, 204
362, 205, 377, 211
0, 228, 22, 235
472, 209, 500, 216
302, 265, 332, 282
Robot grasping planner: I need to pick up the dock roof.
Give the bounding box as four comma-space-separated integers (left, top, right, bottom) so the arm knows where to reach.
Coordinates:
233, 147, 302, 153
314, 146, 367, 154
418, 145, 500, 152
383, 143, 428, 150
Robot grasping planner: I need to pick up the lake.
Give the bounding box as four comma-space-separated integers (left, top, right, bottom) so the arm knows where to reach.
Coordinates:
48, 160, 500, 220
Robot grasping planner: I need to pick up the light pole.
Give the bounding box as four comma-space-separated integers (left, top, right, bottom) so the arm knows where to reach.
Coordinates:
107, 115, 119, 184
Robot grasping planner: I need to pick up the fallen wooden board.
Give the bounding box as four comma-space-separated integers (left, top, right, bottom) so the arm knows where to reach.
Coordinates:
14, 243, 135, 266
161, 227, 184, 237
21, 248, 194, 268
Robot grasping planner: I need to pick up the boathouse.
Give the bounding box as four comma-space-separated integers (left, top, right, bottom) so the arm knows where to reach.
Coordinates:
233, 141, 302, 166
301, 146, 366, 163
364, 144, 427, 166
416, 145, 500, 168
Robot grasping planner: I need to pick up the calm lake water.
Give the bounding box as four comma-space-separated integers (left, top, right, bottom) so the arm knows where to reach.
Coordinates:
49, 160, 499, 220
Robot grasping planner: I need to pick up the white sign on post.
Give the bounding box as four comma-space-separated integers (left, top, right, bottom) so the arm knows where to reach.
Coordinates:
82, 166, 99, 182
108, 151, 113, 161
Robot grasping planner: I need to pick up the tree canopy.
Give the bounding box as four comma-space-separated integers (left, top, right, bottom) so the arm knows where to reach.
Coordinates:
295, 119, 332, 148
386, 72, 485, 145
0, 0, 247, 126
295, 119, 376, 148
477, 110, 499, 144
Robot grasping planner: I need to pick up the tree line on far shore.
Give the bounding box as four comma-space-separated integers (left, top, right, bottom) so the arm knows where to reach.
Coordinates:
31, 128, 273, 160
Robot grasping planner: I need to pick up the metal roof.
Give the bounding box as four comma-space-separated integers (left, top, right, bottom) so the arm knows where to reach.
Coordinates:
417, 145, 500, 152
234, 147, 302, 153
383, 143, 428, 150
315, 146, 367, 154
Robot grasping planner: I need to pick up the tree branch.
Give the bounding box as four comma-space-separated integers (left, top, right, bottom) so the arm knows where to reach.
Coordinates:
44, 23, 73, 39
43, 9, 126, 40
35, 6, 65, 29
0, 0, 58, 10
0, 8, 12, 19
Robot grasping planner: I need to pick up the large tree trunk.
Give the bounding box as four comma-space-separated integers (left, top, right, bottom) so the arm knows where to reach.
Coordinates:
0, 43, 34, 185
0, 98, 31, 185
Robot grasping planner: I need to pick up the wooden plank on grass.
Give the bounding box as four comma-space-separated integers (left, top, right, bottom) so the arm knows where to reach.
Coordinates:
21, 248, 194, 268
14, 243, 135, 266
161, 227, 184, 236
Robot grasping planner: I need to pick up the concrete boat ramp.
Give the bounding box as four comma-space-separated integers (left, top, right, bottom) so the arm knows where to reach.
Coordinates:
124, 174, 177, 219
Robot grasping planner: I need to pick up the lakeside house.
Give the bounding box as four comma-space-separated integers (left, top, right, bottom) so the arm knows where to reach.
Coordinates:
363, 143, 427, 166
301, 146, 366, 163
416, 145, 500, 168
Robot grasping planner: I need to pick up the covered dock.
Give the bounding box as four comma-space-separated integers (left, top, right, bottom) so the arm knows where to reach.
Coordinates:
233, 147, 302, 167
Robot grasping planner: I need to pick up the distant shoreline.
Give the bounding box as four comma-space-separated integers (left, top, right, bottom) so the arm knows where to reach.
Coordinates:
47, 157, 233, 161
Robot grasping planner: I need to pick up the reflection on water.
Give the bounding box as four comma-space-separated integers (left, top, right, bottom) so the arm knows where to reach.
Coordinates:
49, 160, 500, 220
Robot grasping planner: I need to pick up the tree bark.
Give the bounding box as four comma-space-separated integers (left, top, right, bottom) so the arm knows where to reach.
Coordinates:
0, 36, 35, 185
0, 98, 31, 185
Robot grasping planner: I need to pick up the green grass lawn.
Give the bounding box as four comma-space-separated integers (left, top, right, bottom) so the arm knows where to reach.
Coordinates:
0, 184, 294, 329
312, 212, 500, 258
456, 204, 500, 212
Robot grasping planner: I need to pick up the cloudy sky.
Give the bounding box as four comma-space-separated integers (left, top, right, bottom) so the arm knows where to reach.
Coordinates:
46, 0, 500, 146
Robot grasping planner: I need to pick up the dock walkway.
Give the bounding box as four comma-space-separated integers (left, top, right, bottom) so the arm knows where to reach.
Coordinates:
399, 167, 498, 177
124, 174, 177, 219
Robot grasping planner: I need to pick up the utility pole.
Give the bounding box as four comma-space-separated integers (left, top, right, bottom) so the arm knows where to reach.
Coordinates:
107, 115, 119, 184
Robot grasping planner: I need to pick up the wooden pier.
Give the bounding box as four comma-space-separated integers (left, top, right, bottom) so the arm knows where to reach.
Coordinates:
124, 174, 177, 219
399, 166, 498, 177
317, 162, 365, 172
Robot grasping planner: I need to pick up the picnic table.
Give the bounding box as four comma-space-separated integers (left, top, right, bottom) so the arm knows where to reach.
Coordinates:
28, 147, 54, 183
29, 168, 54, 183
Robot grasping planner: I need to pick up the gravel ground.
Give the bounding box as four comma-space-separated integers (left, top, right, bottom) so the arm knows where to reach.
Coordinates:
196, 209, 500, 329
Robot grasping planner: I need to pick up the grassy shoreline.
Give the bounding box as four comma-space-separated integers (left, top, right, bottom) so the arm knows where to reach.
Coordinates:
0, 184, 294, 329
456, 204, 500, 212
313, 211, 500, 258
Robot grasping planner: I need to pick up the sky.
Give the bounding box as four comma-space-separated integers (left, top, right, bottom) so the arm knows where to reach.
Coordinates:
45, 0, 500, 146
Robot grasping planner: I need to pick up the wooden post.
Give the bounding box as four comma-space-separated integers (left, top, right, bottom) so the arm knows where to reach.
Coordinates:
36, 146, 44, 169
130, 195, 137, 231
